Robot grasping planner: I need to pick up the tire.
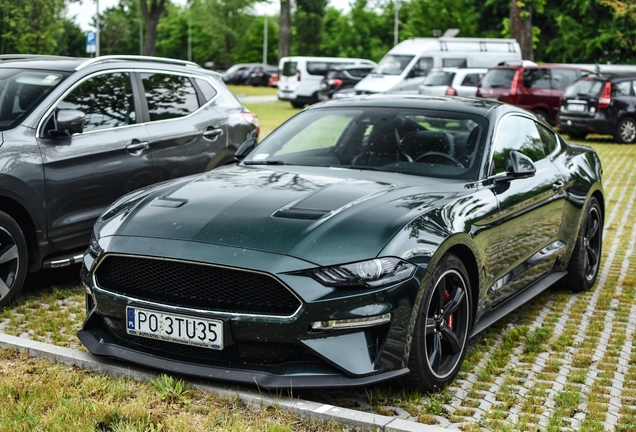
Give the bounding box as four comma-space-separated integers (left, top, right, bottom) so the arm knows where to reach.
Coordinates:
291, 101, 305, 109
402, 253, 472, 392
567, 130, 588, 141
533, 109, 550, 124
0, 211, 28, 309
615, 117, 636, 144
563, 197, 603, 293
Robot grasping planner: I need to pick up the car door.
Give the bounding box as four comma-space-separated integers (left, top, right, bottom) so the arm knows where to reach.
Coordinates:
138, 71, 228, 182
37, 71, 152, 252
487, 114, 566, 305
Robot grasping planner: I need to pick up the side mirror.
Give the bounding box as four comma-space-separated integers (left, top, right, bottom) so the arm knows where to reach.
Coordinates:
505, 151, 536, 178
234, 138, 257, 162
49, 110, 85, 138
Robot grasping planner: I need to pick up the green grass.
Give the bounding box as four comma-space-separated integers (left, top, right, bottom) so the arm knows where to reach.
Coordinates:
244, 101, 298, 139
227, 84, 277, 97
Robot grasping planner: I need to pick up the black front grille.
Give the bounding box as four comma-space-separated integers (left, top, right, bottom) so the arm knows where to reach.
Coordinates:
95, 256, 301, 316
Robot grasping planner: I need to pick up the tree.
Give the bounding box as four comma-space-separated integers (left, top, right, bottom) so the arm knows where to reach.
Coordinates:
278, 0, 291, 59
294, 0, 328, 55
0, 0, 67, 54
139, 0, 167, 56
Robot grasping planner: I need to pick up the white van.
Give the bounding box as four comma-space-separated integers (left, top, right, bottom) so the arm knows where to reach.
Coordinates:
355, 37, 522, 95
277, 56, 376, 108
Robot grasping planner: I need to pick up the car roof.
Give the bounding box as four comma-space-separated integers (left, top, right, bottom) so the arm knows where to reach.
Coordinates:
0, 55, 208, 75
307, 94, 518, 118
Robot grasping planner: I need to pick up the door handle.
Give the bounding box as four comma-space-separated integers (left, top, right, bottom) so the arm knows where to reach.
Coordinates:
126, 140, 149, 156
552, 180, 565, 192
203, 128, 223, 139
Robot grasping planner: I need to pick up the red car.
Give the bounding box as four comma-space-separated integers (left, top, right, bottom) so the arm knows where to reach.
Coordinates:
476, 64, 592, 124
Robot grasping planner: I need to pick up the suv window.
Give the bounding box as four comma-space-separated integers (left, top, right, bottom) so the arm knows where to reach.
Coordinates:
57, 72, 135, 133
614, 81, 632, 96
564, 78, 603, 98
194, 78, 217, 102
0, 69, 67, 130
551, 69, 578, 90
141, 73, 199, 122
492, 115, 545, 174
424, 71, 454, 86
461, 73, 482, 87
523, 69, 551, 89
480, 68, 516, 89
442, 58, 467, 68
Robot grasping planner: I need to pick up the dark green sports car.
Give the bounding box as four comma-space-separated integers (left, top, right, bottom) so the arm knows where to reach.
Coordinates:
79, 95, 604, 391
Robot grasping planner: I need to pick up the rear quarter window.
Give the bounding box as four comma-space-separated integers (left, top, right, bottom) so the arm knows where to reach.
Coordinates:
564, 78, 603, 98
480, 69, 516, 89
550, 69, 578, 90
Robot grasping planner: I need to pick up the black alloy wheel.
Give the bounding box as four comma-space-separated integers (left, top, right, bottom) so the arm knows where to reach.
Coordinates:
402, 253, 471, 391
616, 117, 636, 144
0, 211, 28, 308
564, 196, 603, 292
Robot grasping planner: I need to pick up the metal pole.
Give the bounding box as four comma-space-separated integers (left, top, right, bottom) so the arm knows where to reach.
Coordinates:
96, 0, 100, 56
393, 1, 400, 46
263, 16, 268, 64
132, 19, 143, 56
188, 16, 192, 61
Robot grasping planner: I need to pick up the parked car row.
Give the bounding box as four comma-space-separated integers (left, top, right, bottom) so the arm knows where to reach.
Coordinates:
0, 55, 259, 308
222, 63, 278, 86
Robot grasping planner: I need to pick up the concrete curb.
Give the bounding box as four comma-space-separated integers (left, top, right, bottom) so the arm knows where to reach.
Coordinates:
0, 333, 447, 432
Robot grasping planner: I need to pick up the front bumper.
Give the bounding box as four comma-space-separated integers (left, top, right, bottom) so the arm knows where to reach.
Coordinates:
79, 236, 423, 389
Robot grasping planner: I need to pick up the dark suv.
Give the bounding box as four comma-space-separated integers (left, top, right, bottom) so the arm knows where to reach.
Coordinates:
476, 64, 591, 124
0, 55, 259, 307
318, 65, 374, 100
558, 75, 636, 143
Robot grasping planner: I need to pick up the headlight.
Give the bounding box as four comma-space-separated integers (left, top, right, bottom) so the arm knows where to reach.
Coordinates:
307, 257, 416, 288
88, 231, 102, 257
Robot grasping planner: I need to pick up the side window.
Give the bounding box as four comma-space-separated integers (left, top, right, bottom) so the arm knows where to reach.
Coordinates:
492, 116, 545, 174
57, 72, 135, 133
614, 81, 631, 96
536, 123, 558, 155
411, 58, 433, 77
194, 78, 218, 103
523, 69, 551, 89
442, 58, 467, 68
141, 73, 199, 121
550, 69, 578, 90
461, 73, 482, 87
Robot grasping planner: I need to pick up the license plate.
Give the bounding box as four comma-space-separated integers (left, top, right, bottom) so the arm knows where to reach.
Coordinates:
126, 306, 223, 350
568, 103, 586, 112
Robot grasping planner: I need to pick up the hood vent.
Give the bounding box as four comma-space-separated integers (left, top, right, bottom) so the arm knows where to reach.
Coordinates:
150, 197, 188, 208
273, 208, 331, 220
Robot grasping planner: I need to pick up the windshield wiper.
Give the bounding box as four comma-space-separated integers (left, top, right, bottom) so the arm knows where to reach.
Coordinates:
244, 160, 287, 165
347, 165, 379, 171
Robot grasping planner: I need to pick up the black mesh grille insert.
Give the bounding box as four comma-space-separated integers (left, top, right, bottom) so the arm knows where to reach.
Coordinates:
95, 256, 301, 315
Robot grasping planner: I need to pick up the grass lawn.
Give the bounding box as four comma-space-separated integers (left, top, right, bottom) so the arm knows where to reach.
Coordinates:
2, 98, 636, 430
227, 84, 277, 97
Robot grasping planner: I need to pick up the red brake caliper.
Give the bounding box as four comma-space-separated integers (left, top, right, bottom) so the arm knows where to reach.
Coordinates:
445, 289, 454, 330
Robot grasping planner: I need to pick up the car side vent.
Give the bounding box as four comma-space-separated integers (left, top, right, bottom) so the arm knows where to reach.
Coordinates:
273, 208, 331, 220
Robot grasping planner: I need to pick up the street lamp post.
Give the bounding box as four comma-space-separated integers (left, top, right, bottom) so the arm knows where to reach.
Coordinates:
394, 0, 400, 46
132, 18, 143, 56
95, 0, 100, 56
263, 16, 268, 64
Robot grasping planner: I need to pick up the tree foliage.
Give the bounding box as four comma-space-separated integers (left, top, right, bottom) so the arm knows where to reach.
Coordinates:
0, 0, 68, 54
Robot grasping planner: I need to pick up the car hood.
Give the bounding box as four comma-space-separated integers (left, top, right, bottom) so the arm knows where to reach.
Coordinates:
354, 74, 404, 93
96, 165, 464, 266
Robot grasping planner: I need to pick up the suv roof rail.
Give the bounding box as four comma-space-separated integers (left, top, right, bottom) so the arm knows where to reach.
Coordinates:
75, 55, 201, 71
0, 54, 74, 61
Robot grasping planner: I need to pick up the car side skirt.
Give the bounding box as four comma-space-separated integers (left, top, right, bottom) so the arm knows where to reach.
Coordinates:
470, 270, 567, 337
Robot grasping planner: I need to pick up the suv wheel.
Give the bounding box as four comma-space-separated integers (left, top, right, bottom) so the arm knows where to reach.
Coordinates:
615, 117, 636, 144
0, 211, 28, 308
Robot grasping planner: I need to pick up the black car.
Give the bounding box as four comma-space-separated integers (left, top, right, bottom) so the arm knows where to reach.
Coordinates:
222, 63, 259, 85
558, 74, 636, 142
319, 65, 374, 100
0, 55, 259, 308
245, 65, 278, 86
79, 95, 604, 391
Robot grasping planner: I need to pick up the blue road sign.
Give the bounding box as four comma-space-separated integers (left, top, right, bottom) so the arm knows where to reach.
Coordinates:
86, 31, 96, 54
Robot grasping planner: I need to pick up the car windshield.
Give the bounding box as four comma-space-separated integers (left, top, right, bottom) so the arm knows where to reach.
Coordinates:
372, 55, 414, 76
0, 68, 68, 130
480, 68, 516, 89
564, 78, 604, 98
424, 71, 455, 86
243, 107, 486, 180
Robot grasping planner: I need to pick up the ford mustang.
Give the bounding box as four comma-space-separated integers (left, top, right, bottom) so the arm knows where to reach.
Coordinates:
78, 95, 604, 391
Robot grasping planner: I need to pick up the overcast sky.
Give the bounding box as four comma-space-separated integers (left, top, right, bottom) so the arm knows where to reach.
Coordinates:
67, 0, 353, 31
